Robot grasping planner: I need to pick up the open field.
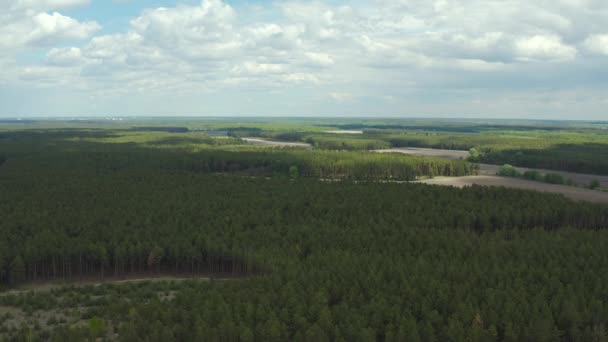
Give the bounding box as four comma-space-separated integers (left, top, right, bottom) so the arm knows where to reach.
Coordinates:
419, 176, 608, 204
323, 130, 364, 134
375, 147, 470, 160
241, 137, 312, 148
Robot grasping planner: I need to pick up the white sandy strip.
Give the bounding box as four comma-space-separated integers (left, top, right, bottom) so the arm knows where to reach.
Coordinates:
242, 138, 312, 149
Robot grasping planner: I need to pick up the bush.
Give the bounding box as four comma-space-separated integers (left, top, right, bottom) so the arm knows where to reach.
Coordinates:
498, 164, 520, 177
47, 316, 58, 326
289, 165, 299, 179
469, 148, 480, 160
544, 173, 565, 184
590, 180, 600, 189
523, 170, 543, 181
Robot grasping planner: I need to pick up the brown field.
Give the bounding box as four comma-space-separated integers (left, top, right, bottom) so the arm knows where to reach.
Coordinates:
374, 147, 470, 160
419, 176, 608, 204
242, 137, 312, 148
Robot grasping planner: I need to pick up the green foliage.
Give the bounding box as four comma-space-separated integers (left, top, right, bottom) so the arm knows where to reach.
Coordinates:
590, 179, 601, 189
498, 164, 520, 177
88, 317, 106, 338
469, 147, 480, 160
289, 165, 299, 179
522, 170, 543, 181
1, 127, 608, 341
544, 173, 565, 184
10, 255, 25, 285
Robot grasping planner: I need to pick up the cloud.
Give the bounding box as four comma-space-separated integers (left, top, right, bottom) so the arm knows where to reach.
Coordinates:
514, 35, 577, 62
0, 1, 99, 52
329, 92, 353, 102
584, 34, 608, 55
305, 52, 334, 67
7, 0, 90, 11
2, 0, 608, 118
46, 47, 84, 66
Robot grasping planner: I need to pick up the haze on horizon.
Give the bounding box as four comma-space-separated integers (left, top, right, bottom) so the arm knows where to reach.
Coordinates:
1, 0, 607, 120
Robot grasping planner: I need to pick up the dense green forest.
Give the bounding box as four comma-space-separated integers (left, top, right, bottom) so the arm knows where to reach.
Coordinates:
1, 127, 608, 340
0, 130, 476, 180
212, 119, 608, 175
2, 118, 608, 175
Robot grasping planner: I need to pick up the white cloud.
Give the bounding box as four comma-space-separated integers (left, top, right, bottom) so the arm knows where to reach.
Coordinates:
0, 1, 99, 52
584, 34, 608, 55
46, 47, 83, 66
305, 52, 334, 66
6, 0, 90, 11
329, 92, 353, 102
2, 0, 608, 118
514, 35, 577, 61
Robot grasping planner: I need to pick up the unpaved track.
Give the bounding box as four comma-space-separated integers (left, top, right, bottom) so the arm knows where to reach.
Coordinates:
242, 138, 312, 149
419, 176, 608, 204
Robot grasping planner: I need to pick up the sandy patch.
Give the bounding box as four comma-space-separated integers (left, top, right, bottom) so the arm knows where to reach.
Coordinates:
242, 138, 312, 149
323, 130, 364, 134
374, 147, 470, 160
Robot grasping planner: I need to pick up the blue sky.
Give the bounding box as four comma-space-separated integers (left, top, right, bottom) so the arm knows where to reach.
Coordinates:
1, 0, 608, 119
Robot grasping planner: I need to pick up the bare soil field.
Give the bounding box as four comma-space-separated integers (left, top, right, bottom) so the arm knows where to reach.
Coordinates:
242, 137, 312, 149
375, 147, 470, 160
323, 130, 364, 134
419, 176, 608, 204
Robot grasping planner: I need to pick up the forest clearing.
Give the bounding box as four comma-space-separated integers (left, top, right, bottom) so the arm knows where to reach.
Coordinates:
374, 147, 470, 160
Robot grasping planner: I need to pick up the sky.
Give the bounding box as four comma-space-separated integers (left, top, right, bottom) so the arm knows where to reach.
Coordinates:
1, 0, 608, 119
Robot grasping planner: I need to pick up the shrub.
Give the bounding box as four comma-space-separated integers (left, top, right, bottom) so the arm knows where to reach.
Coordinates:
523, 170, 543, 181
498, 164, 520, 177
289, 165, 299, 179
469, 148, 480, 160
589, 180, 600, 189
544, 173, 565, 184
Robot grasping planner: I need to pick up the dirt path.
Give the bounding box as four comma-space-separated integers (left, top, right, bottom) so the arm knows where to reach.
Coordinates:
242, 137, 312, 149
419, 176, 608, 204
